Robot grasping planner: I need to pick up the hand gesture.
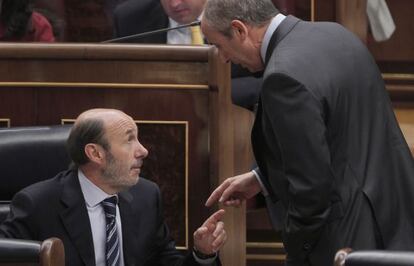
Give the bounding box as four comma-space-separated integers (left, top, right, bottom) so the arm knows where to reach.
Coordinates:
205, 171, 261, 207
193, 209, 226, 255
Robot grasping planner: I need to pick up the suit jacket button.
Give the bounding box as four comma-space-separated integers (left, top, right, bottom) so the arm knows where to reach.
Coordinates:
303, 243, 311, 251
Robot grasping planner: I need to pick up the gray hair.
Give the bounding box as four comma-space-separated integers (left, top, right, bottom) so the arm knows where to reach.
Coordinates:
203, 0, 279, 37
67, 118, 110, 168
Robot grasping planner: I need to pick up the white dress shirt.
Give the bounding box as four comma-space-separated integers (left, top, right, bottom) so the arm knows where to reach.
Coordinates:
167, 15, 203, 45
78, 170, 215, 265
78, 170, 125, 266
260, 14, 287, 63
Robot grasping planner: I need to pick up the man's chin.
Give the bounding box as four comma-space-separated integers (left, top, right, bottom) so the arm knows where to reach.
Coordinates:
117, 176, 139, 192
130, 174, 140, 184
173, 12, 193, 24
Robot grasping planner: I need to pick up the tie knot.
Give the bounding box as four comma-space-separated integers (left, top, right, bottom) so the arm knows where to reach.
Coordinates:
102, 196, 118, 217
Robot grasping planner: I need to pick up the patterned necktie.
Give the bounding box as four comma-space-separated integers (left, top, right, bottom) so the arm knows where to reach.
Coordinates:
102, 196, 120, 266
190, 25, 204, 45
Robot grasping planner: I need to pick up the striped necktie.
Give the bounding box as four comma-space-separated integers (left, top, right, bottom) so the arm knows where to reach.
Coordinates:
190, 25, 204, 45
102, 196, 120, 266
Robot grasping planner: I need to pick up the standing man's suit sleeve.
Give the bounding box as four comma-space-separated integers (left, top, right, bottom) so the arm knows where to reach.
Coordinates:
261, 73, 335, 264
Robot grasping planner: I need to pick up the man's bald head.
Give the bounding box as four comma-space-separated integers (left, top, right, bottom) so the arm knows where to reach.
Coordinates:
67, 109, 132, 167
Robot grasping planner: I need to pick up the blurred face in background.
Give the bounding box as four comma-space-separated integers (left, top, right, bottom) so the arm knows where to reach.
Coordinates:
160, 0, 206, 24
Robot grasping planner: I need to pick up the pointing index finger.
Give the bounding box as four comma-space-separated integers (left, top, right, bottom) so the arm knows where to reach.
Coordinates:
202, 209, 225, 227
205, 179, 232, 207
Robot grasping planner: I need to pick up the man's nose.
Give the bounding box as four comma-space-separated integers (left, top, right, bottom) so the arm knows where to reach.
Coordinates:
170, 0, 182, 8
219, 51, 230, 64
136, 141, 149, 158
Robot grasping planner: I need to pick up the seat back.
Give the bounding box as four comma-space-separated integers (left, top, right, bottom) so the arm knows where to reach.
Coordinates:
335, 248, 414, 266
0, 126, 72, 223
0, 237, 64, 266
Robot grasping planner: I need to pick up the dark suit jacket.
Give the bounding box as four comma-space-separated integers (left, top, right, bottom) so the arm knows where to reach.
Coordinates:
252, 15, 414, 265
0, 170, 211, 266
113, 0, 261, 112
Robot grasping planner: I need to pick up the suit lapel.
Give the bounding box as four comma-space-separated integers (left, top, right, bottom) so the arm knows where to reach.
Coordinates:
119, 190, 140, 266
60, 171, 95, 266
264, 15, 301, 67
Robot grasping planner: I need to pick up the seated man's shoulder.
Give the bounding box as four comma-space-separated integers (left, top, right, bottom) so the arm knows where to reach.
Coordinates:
132, 177, 159, 194
19, 170, 72, 200
125, 178, 163, 211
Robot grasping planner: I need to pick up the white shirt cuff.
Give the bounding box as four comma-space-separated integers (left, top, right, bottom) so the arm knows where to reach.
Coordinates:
251, 170, 269, 196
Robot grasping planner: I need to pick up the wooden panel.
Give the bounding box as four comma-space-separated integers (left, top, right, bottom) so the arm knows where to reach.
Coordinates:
335, 0, 367, 42
294, 0, 312, 21
208, 48, 246, 266
313, 0, 335, 21
368, 0, 414, 63
139, 122, 188, 248
367, 0, 414, 76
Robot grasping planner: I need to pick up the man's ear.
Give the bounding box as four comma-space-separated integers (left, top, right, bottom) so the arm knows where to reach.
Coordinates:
231, 20, 248, 41
84, 143, 105, 165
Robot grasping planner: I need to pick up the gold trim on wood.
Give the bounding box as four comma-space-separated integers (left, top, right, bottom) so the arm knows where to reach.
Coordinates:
311, 0, 315, 21
387, 84, 414, 92
246, 254, 286, 261
61, 119, 76, 125
135, 120, 189, 250
0, 82, 209, 90
382, 73, 414, 81
0, 118, 11, 128
0, 43, 211, 61
136, 120, 190, 125
246, 242, 284, 249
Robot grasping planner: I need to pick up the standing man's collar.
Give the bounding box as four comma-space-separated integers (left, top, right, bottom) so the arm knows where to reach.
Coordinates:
260, 14, 286, 63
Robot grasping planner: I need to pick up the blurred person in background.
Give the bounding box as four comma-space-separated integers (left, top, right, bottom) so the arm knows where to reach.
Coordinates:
0, 0, 55, 42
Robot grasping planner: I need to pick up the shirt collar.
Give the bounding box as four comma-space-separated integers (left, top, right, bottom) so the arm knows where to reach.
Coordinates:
78, 169, 116, 208
260, 14, 286, 63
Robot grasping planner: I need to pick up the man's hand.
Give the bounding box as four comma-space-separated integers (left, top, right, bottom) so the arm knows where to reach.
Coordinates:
193, 209, 226, 255
205, 171, 261, 207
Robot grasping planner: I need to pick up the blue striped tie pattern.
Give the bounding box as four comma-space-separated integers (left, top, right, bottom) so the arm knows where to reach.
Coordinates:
102, 196, 120, 266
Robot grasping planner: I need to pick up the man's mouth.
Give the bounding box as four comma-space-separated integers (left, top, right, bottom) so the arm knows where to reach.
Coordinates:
131, 161, 142, 170
174, 8, 190, 16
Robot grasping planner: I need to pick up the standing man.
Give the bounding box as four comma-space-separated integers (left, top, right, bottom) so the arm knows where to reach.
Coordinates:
113, 0, 261, 111
0, 108, 226, 266
202, 0, 414, 265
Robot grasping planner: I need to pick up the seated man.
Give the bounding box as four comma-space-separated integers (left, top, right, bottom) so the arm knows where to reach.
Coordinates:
0, 108, 226, 266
